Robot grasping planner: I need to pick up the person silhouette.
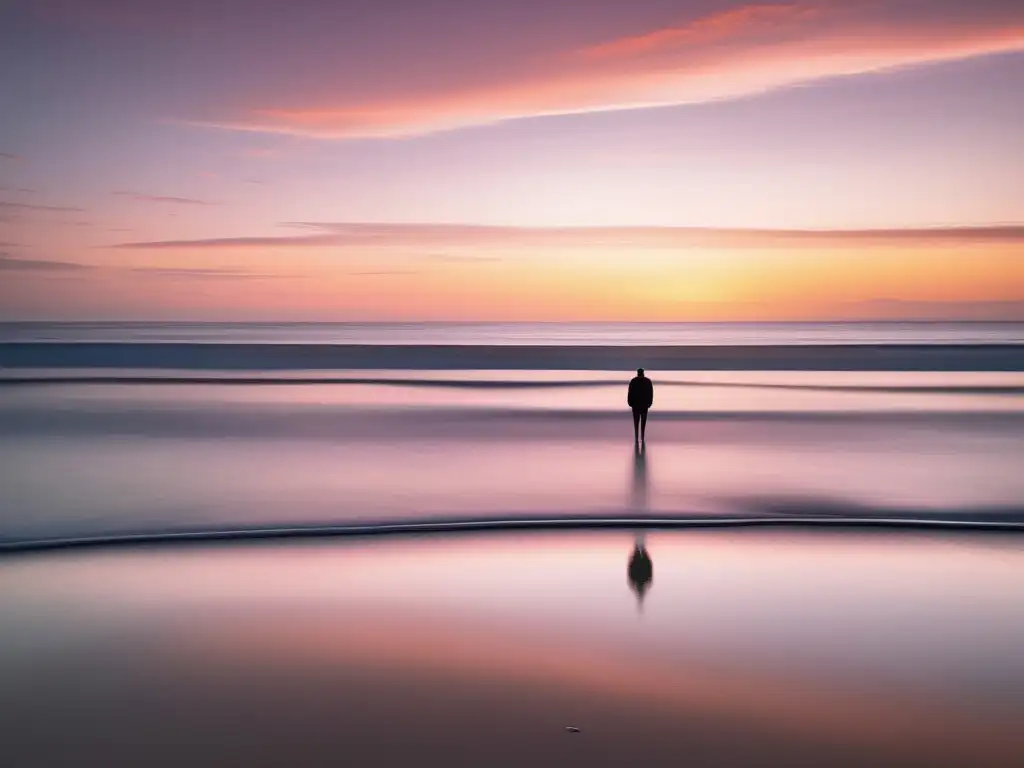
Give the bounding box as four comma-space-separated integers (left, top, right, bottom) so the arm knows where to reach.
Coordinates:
627, 368, 654, 445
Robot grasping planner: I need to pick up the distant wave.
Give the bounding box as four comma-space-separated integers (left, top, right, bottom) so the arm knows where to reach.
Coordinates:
4, 405, 1022, 442
1, 342, 1023, 371
1, 374, 1022, 395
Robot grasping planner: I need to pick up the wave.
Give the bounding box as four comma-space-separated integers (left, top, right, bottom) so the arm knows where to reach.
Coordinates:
2, 374, 1023, 395
2, 342, 1023, 371
4, 405, 1022, 442
1, 374, 1022, 394
2, 513, 1021, 554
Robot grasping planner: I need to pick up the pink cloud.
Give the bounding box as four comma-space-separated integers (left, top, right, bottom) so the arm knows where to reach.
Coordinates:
109, 223, 1024, 250
129, 267, 288, 280
0, 255, 94, 271
579, 3, 820, 60
0, 201, 83, 213
112, 191, 216, 205
0, 152, 20, 160
193, 2, 1024, 138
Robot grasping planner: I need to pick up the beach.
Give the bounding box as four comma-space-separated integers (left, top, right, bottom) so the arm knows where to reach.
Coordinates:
2, 529, 1022, 766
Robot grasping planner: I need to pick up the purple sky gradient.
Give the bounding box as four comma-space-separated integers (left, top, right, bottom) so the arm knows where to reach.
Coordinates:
0, 0, 1021, 320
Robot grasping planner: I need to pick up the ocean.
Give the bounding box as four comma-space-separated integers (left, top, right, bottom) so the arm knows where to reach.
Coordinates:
1, 321, 1022, 546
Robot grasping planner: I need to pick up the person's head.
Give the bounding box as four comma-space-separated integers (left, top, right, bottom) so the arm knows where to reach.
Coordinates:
637, 368, 645, 377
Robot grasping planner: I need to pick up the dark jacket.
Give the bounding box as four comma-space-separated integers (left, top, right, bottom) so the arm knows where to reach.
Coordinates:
627, 375, 653, 410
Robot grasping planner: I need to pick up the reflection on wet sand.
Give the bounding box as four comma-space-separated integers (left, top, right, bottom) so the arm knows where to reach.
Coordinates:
1, 531, 1022, 766
630, 443, 649, 513
628, 445, 654, 608
628, 537, 653, 609
4, 385, 1023, 540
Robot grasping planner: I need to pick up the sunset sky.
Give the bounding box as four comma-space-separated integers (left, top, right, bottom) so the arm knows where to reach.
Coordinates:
1, 0, 1021, 321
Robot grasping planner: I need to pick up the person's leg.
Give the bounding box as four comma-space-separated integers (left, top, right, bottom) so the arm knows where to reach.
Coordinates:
632, 409, 641, 443
640, 409, 648, 442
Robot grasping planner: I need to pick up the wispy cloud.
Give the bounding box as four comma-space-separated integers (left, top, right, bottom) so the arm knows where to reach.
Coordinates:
422, 253, 503, 264
113, 191, 217, 205
0, 255, 285, 280
855, 298, 1024, 321
347, 270, 423, 276
129, 267, 293, 280
110, 223, 1024, 250
192, 2, 1024, 138
0, 201, 84, 213
0, 254, 94, 271
578, 3, 821, 60
0, 152, 20, 161
111, 233, 341, 249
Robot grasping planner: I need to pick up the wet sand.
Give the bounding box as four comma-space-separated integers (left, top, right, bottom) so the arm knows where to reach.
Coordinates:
1, 375, 1022, 543
1, 530, 1022, 766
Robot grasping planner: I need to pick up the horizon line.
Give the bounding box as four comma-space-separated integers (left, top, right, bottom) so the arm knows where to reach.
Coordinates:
2, 318, 1023, 326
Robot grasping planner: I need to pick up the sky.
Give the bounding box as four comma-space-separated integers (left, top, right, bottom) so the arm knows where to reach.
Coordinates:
0, 0, 1022, 321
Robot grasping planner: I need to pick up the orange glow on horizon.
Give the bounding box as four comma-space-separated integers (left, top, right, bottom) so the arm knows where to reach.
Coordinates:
5, 240, 1015, 321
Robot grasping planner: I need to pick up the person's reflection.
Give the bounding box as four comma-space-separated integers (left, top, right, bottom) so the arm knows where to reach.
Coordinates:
627, 445, 653, 609
628, 534, 653, 609
630, 443, 649, 513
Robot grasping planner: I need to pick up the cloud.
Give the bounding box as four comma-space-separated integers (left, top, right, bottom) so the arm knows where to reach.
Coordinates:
579, 3, 820, 60
0, 152, 20, 160
112, 191, 216, 205
347, 270, 423, 276
109, 223, 1024, 250
111, 233, 342, 249
0, 254, 94, 271
0, 201, 84, 213
422, 253, 503, 264
128, 267, 291, 280
190, 2, 1024, 138
855, 298, 1024, 321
